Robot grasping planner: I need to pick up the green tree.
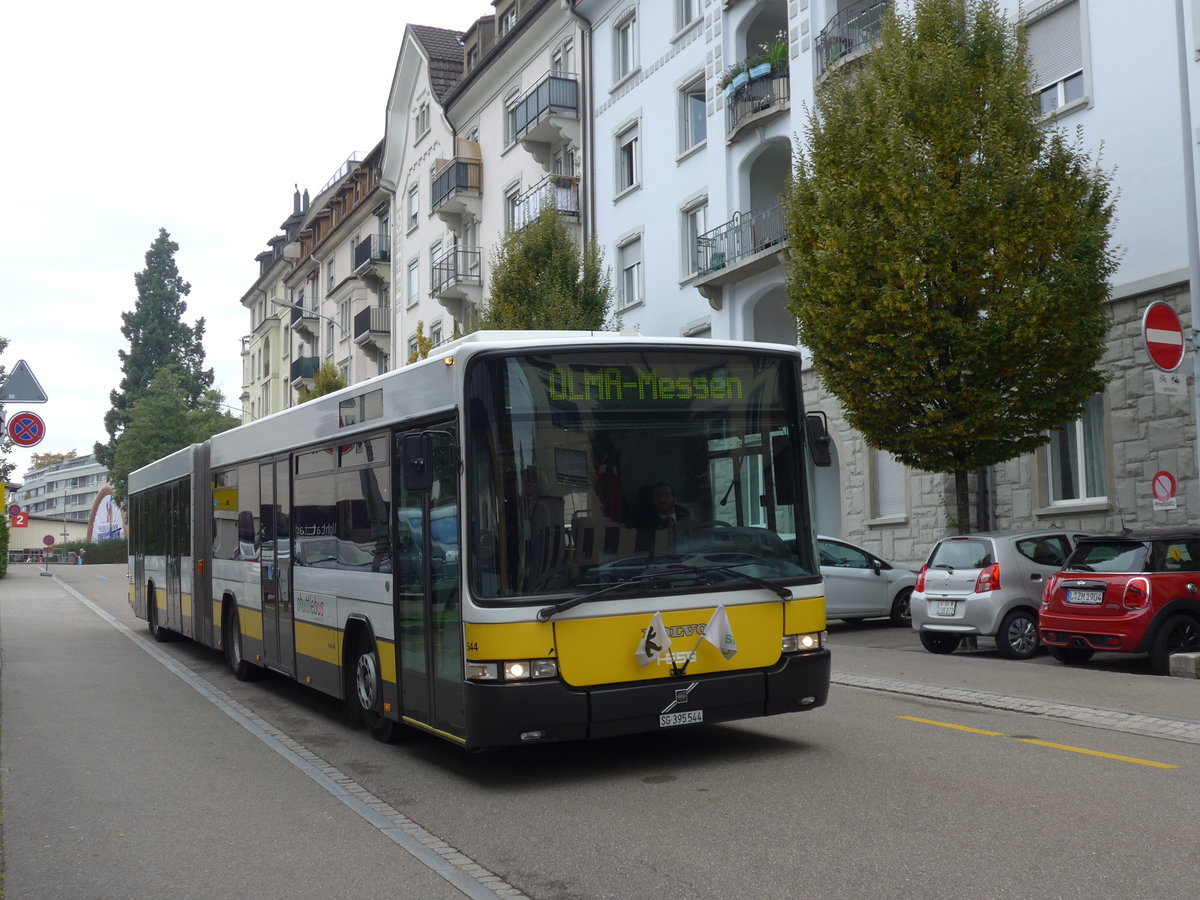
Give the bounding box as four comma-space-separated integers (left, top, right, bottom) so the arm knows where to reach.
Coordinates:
0, 336, 17, 484
297, 361, 346, 403
96, 228, 214, 471
407, 321, 435, 364
784, 0, 1117, 531
108, 370, 238, 500
476, 206, 615, 331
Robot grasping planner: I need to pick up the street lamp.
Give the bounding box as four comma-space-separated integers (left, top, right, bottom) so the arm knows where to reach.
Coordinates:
270, 298, 354, 390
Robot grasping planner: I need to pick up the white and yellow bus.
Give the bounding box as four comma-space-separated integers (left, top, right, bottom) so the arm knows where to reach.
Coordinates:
127, 331, 831, 749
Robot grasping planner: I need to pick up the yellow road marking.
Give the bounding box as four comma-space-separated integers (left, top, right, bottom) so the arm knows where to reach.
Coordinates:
897, 716, 1179, 769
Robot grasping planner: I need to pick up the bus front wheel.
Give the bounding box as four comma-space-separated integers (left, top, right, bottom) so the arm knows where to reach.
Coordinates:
353, 635, 398, 743
223, 604, 260, 681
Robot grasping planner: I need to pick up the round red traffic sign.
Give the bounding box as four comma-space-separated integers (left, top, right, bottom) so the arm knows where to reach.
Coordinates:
1142, 301, 1185, 372
1152, 470, 1177, 502
43, 535, 55, 546
7, 410, 46, 447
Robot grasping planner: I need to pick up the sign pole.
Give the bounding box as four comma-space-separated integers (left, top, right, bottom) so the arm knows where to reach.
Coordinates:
1175, 0, 1200, 506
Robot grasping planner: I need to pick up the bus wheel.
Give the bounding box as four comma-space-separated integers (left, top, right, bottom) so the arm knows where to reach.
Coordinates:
147, 587, 169, 643
223, 604, 260, 682
353, 635, 398, 743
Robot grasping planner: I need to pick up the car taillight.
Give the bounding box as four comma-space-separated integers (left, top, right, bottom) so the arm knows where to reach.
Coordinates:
1041, 579, 1054, 606
974, 563, 1000, 593
915, 565, 928, 592
1123, 577, 1150, 610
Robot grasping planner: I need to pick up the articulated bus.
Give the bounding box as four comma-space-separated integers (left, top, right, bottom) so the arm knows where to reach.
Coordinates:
128, 331, 831, 749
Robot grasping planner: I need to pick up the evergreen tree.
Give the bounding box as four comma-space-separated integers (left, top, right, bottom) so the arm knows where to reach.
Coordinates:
477, 206, 615, 331
784, 0, 1117, 531
95, 229, 213, 471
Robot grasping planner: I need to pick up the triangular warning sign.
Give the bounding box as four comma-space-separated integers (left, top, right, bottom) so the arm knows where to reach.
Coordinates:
0, 360, 49, 403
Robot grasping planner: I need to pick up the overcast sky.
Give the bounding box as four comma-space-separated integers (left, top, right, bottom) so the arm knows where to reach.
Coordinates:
0, 0, 482, 482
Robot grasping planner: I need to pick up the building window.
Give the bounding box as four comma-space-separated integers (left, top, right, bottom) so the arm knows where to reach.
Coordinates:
407, 185, 419, 230
408, 336, 419, 359
675, 0, 699, 32
552, 38, 575, 76
679, 76, 706, 155
430, 321, 443, 347
616, 123, 640, 195
499, 6, 517, 36
467, 46, 479, 70
1027, 0, 1085, 116
618, 236, 643, 309
614, 10, 638, 81
339, 301, 349, 335
407, 259, 420, 307
504, 88, 521, 145
681, 199, 707, 278
414, 101, 430, 140
1047, 394, 1106, 503
505, 182, 522, 232
871, 449, 906, 519
327, 259, 335, 292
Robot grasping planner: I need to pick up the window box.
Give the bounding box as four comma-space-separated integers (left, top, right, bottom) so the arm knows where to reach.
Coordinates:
749, 63, 772, 79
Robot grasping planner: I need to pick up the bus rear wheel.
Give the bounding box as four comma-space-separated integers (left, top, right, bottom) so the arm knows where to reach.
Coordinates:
223, 604, 260, 681
353, 635, 398, 743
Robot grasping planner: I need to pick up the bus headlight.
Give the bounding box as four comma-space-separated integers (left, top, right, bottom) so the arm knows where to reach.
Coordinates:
465, 662, 499, 681
782, 631, 826, 653
467, 659, 558, 682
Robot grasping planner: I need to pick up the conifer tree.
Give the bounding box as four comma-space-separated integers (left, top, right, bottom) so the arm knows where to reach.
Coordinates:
784, 0, 1117, 531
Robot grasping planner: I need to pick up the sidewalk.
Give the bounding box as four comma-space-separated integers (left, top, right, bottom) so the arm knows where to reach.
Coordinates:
0, 564, 479, 900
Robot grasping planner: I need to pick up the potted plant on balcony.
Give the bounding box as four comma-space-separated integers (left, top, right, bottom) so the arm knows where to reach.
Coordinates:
720, 63, 748, 98
764, 33, 789, 75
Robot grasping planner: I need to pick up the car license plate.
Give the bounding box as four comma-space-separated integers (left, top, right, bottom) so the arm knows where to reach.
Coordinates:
1066, 589, 1104, 606
660, 710, 703, 728
936, 600, 957, 616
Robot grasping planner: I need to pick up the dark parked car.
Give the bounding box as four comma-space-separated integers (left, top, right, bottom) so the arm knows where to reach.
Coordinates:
1040, 528, 1200, 674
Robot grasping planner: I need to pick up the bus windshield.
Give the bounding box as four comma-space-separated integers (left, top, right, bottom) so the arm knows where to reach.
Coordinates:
466, 348, 818, 602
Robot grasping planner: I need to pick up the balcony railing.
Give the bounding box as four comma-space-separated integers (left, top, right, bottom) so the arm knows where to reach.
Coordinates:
353, 234, 390, 271
290, 356, 319, 383
696, 201, 786, 276
432, 247, 483, 296
726, 68, 790, 136
431, 157, 482, 212
353, 306, 391, 342
512, 175, 580, 231
815, 0, 889, 79
290, 304, 319, 329
511, 74, 579, 143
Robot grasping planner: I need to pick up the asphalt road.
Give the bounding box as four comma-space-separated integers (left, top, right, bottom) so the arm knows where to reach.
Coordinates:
3, 565, 1199, 899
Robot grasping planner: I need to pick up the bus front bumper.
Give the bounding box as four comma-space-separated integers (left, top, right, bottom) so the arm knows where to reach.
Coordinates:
463, 649, 830, 750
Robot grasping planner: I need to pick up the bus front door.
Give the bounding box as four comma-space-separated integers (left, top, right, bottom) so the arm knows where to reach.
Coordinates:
259, 459, 295, 676
394, 425, 464, 740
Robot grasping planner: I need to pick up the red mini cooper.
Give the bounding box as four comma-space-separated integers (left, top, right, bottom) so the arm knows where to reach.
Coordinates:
1040, 529, 1200, 674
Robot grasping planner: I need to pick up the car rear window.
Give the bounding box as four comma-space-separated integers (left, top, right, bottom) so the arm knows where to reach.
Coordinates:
1064, 540, 1148, 573
1151, 540, 1200, 572
928, 539, 992, 569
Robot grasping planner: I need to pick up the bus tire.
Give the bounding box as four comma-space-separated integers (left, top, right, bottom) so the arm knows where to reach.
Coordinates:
223, 602, 260, 682
353, 633, 398, 743
147, 585, 169, 643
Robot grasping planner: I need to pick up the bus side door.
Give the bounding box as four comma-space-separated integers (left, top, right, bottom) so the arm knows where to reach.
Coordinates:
260, 458, 295, 676
394, 423, 464, 739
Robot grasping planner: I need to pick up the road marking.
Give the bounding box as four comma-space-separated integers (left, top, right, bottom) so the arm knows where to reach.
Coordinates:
55, 579, 527, 900
898, 716, 1179, 769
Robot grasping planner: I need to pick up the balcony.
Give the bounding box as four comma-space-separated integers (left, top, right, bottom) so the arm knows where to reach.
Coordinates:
725, 68, 790, 143
353, 306, 391, 355
352, 234, 390, 287
512, 175, 580, 232
693, 202, 787, 303
815, 0, 889, 81
431, 156, 482, 224
290, 355, 319, 387
432, 247, 483, 314
511, 73, 580, 165
290, 303, 320, 338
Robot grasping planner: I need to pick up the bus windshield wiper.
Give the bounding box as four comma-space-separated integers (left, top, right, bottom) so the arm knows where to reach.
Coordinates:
536, 564, 791, 622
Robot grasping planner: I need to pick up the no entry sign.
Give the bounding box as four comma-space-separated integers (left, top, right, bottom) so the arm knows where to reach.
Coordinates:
1142, 301, 1185, 372
7, 410, 46, 447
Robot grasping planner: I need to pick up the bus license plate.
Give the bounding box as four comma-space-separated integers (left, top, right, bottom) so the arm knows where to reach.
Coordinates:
660, 710, 703, 728
936, 601, 956, 616
1067, 589, 1104, 605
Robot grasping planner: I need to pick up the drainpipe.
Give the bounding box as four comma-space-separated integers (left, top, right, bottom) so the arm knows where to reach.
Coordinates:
1175, 0, 1200, 496
562, 0, 595, 241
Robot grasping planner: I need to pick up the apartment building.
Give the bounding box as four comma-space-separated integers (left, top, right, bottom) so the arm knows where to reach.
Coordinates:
15, 454, 109, 522
572, 0, 1199, 560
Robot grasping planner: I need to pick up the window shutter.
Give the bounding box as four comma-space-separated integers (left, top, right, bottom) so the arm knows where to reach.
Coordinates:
872, 449, 905, 518
1025, 0, 1082, 88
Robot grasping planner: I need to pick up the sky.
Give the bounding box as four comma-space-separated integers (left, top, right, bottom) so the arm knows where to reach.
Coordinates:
0, 0, 483, 483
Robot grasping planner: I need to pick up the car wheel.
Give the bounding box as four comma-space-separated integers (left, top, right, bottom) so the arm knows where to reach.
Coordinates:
996, 609, 1040, 660
1149, 614, 1200, 675
1049, 645, 1095, 665
919, 631, 960, 654
889, 588, 913, 627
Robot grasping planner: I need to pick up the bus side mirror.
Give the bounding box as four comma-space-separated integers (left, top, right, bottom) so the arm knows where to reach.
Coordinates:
403, 433, 433, 492
805, 412, 832, 468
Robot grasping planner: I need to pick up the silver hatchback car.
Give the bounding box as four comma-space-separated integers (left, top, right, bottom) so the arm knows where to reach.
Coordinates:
910, 530, 1091, 659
